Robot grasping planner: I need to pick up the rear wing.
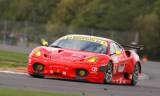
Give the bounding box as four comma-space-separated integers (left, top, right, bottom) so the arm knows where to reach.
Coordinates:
121, 44, 144, 51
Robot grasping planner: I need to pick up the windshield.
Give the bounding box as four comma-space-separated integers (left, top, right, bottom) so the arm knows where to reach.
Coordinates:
50, 39, 108, 54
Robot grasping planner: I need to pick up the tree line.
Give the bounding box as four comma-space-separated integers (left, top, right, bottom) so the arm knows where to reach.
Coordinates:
0, 0, 160, 60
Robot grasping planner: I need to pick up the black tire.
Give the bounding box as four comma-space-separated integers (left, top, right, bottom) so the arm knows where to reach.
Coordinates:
131, 64, 140, 86
104, 62, 113, 84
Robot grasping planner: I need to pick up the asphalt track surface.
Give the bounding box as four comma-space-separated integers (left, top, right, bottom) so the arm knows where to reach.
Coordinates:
0, 61, 160, 96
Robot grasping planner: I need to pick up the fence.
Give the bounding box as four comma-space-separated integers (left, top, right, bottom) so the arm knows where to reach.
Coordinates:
0, 21, 137, 47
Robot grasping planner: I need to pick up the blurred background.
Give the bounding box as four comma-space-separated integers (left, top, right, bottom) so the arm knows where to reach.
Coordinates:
0, 0, 159, 61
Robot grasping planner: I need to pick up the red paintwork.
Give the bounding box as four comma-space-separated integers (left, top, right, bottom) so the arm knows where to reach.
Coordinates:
28, 35, 141, 84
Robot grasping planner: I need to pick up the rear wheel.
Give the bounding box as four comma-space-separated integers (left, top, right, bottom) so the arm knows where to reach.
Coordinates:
104, 62, 113, 84
131, 64, 140, 86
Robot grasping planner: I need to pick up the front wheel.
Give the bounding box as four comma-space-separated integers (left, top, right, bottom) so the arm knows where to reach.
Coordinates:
104, 62, 113, 84
131, 64, 140, 86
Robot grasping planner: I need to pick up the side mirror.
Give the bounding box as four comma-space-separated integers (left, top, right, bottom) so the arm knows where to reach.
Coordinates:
40, 39, 48, 46
115, 50, 121, 55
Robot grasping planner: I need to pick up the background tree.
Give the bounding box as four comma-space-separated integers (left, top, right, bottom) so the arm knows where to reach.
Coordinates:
0, 0, 160, 60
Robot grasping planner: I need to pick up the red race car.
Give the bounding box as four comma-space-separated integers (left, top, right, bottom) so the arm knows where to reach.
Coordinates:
28, 34, 142, 85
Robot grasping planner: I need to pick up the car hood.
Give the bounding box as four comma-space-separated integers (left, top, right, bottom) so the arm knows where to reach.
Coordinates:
46, 47, 101, 62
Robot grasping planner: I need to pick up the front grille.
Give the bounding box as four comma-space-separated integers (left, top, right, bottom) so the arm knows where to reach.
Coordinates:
53, 72, 62, 75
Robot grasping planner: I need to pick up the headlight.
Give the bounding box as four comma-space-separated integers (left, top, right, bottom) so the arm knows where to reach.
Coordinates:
87, 56, 99, 63
34, 49, 41, 57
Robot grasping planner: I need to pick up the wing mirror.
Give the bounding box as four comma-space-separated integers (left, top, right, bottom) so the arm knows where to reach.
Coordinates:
115, 51, 121, 55
40, 38, 48, 46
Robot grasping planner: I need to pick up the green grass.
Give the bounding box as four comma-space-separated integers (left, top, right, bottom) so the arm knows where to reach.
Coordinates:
0, 50, 28, 67
0, 88, 79, 96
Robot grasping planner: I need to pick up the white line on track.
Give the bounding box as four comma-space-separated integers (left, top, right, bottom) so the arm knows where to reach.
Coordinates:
0, 71, 28, 75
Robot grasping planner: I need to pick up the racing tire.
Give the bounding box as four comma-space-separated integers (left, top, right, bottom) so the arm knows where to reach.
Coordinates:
131, 63, 140, 86
104, 62, 113, 84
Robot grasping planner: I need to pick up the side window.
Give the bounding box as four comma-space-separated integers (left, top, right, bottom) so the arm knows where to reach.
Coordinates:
112, 42, 122, 52
110, 43, 116, 55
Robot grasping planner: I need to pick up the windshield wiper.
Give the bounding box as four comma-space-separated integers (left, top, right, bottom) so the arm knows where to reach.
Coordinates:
50, 45, 61, 48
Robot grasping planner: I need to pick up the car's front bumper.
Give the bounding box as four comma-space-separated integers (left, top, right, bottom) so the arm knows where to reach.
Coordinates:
28, 57, 105, 83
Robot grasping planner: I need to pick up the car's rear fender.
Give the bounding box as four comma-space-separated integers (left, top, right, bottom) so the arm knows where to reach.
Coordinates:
125, 50, 141, 73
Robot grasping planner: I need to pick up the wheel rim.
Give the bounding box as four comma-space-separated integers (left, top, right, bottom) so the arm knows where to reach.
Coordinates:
105, 63, 113, 83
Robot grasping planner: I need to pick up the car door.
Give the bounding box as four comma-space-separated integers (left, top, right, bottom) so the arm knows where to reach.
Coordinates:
114, 42, 127, 73
109, 42, 126, 74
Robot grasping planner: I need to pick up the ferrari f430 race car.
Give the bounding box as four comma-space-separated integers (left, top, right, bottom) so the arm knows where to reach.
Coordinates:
28, 34, 142, 85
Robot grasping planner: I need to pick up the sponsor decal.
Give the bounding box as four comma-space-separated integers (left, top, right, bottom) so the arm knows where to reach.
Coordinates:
63, 35, 107, 46
62, 72, 66, 75
50, 70, 53, 73
91, 67, 98, 72
118, 64, 125, 72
